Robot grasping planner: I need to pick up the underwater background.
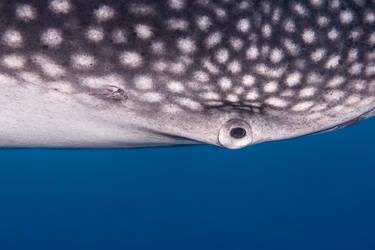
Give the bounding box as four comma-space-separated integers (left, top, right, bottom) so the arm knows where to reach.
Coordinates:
0, 118, 374, 250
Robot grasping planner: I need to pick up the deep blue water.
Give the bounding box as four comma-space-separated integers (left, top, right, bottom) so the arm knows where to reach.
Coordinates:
0, 119, 375, 250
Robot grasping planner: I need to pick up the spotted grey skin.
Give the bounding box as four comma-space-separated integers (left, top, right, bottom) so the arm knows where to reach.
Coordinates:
0, 0, 374, 149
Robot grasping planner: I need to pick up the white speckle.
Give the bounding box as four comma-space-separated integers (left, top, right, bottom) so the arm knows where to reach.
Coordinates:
162, 104, 182, 114
366, 63, 375, 76
2, 29, 23, 48
299, 87, 317, 98
49, 0, 72, 14
353, 79, 366, 90
242, 75, 256, 86
246, 45, 259, 60
311, 103, 328, 112
340, 10, 354, 24
285, 72, 302, 87
272, 7, 282, 23
129, 3, 156, 16
2, 54, 26, 69
167, 18, 189, 31
269, 48, 284, 63
364, 11, 375, 24
41, 28, 63, 47
16, 4, 37, 21
151, 41, 166, 55
167, 81, 185, 93
317, 15, 330, 27
194, 71, 210, 82
86, 26, 105, 42
196, 16, 212, 31
177, 38, 196, 54
255, 64, 286, 78
227, 60, 242, 74
33, 54, 66, 77
306, 114, 324, 122
215, 49, 229, 64
176, 98, 202, 111
283, 19, 296, 32
330, 0, 341, 9
368, 32, 375, 45
311, 48, 326, 62
349, 28, 363, 41
348, 63, 363, 75
230, 37, 244, 51
263, 81, 279, 93
134, 76, 154, 90
327, 29, 340, 40
310, 0, 324, 7
265, 97, 288, 108
325, 55, 341, 69
238, 1, 251, 10
219, 77, 232, 90
237, 18, 251, 33
332, 105, 345, 112
201, 91, 220, 100
234, 86, 245, 95
169, 62, 187, 75
279, 89, 294, 97
261, 45, 270, 57
71, 54, 96, 69
282, 39, 300, 56
205, 32, 223, 48
226, 94, 239, 103
327, 76, 345, 88
245, 90, 259, 101
293, 2, 309, 16
307, 72, 324, 84
135, 24, 153, 40
94, 5, 115, 22
18, 71, 42, 85
214, 7, 227, 20
141, 93, 164, 103
345, 95, 361, 105
291, 101, 314, 112
302, 29, 316, 44
347, 48, 359, 63
119, 51, 143, 68
168, 0, 186, 10
262, 24, 272, 38
111, 29, 127, 44
261, 2, 271, 14
202, 59, 220, 74
152, 60, 167, 72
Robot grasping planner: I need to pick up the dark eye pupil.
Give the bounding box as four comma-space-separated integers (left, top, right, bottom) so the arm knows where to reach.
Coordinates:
230, 127, 247, 139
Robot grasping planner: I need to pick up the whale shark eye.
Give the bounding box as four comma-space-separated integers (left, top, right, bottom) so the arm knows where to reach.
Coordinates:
230, 127, 247, 139
218, 119, 253, 149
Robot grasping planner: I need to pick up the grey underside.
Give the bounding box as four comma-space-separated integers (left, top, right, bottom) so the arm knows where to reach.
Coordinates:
0, 0, 374, 148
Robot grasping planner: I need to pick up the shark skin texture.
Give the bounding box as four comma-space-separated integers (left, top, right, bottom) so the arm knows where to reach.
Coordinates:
0, 0, 374, 149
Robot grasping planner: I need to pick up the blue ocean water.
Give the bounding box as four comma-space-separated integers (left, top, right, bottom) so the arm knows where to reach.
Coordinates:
0, 119, 374, 250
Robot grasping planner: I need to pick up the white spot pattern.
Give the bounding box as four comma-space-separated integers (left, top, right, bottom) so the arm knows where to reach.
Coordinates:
0, 0, 372, 118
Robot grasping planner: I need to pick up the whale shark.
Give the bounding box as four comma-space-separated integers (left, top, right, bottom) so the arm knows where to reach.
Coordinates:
0, 0, 374, 149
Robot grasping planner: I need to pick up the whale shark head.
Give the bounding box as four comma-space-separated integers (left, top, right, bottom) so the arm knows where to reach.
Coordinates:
0, 0, 374, 148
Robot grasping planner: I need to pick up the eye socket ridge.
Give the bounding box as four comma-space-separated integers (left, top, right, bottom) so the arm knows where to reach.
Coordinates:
218, 119, 253, 149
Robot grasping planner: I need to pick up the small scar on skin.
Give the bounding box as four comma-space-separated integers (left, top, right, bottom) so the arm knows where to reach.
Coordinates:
89, 85, 128, 102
